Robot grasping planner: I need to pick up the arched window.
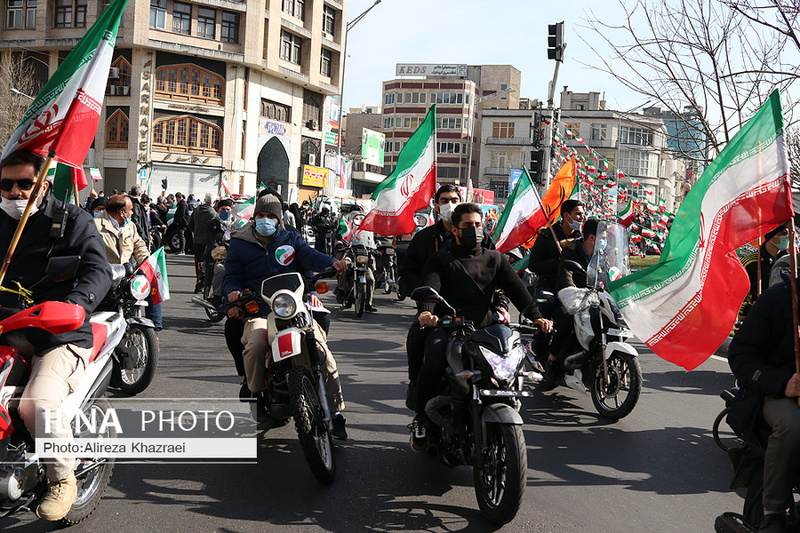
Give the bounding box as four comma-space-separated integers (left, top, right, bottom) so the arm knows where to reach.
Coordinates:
154, 64, 225, 106
152, 115, 222, 155
111, 56, 132, 87
105, 109, 129, 149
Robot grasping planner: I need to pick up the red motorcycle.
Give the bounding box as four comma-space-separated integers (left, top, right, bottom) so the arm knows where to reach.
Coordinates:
0, 257, 125, 525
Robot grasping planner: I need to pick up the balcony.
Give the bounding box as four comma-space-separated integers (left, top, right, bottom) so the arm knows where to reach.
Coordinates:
324, 0, 343, 9
485, 167, 511, 176
486, 136, 531, 146
278, 65, 309, 84
281, 18, 312, 39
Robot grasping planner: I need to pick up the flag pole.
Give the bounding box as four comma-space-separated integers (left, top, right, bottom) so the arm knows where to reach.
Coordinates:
0, 152, 56, 289
789, 218, 800, 405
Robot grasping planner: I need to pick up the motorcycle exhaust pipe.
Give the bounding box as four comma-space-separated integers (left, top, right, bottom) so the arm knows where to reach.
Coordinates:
191, 296, 218, 312
564, 351, 588, 370
425, 395, 455, 430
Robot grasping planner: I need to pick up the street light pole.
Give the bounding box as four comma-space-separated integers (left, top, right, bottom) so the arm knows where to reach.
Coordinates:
336, 0, 381, 162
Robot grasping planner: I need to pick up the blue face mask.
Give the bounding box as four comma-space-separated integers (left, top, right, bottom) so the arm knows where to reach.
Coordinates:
255, 217, 277, 237
596, 238, 607, 251
122, 217, 132, 227
219, 210, 231, 221
93, 210, 103, 218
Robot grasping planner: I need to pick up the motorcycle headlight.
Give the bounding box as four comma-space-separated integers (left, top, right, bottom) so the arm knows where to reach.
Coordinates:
129, 275, 151, 301
356, 254, 369, 265
272, 293, 298, 318
478, 344, 526, 382
385, 248, 395, 255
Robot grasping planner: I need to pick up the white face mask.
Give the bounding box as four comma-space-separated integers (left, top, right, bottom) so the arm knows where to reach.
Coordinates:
0, 197, 37, 220
439, 202, 456, 224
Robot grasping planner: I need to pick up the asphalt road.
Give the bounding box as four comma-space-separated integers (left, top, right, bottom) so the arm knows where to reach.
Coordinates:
8, 253, 745, 532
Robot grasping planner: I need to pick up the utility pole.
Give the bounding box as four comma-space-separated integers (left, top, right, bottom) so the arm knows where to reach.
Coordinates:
542, 21, 566, 190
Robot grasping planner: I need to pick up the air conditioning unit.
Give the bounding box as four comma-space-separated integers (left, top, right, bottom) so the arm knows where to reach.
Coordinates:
106, 85, 117, 96
307, 153, 316, 166
307, 119, 319, 130
119, 85, 130, 96
109, 67, 120, 79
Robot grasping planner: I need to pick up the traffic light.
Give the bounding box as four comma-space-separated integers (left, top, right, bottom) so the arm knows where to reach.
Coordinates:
547, 22, 564, 61
161, 179, 168, 190
530, 149, 545, 184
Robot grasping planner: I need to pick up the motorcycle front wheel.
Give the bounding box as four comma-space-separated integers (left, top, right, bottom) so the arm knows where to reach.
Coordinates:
473, 422, 526, 525
382, 266, 392, 294
112, 324, 159, 395
203, 284, 224, 323
354, 280, 365, 318
590, 351, 642, 420
60, 397, 116, 526
288, 365, 336, 484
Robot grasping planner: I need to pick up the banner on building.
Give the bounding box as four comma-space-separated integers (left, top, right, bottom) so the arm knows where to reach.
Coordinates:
302, 165, 329, 188
325, 96, 341, 147
361, 128, 385, 167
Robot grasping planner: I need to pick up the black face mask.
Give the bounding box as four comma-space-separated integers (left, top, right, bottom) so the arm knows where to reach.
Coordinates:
459, 226, 483, 250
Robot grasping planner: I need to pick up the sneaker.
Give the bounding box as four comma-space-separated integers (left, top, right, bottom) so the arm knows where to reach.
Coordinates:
36, 472, 77, 521
238, 379, 250, 402
759, 512, 787, 533
366, 305, 378, 313
539, 359, 561, 391
194, 282, 204, 294
332, 413, 348, 440
409, 415, 428, 453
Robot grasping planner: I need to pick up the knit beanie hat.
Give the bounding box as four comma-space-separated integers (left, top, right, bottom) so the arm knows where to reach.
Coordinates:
253, 194, 282, 221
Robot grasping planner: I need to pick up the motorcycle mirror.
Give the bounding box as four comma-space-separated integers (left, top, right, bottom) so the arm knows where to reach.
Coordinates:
315, 281, 329, 294
45, 255, 81, 282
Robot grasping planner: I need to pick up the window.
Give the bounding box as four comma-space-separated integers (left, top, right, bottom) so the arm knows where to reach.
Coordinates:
320, 48, 332, 77
591, 123, 607, 141
152, 115, 222, 155
564, 122, 580, 138
155, 64, 225, 105
384, 92, 394, 106
197, 7, 215, 39
105, 109, 129, 149
149, 0, 166, 29
221, 11, 238, 43
403, 117, 420, 129
399, 92, 425, 104
302, 92, 321, 125
383, 117, 394, 129
490, 180, 509, 199
280, 31, 302, 65
261, 98, 291, 122
437, 142, 463, 154
282, 0, 304, 20
492, 122, 515, 138
431, 92, 464, 105
7, 0, 36, 29
55, 0, 85, 27
111, 56, 132, 87
619, 126, 654, 146
618, 149, 658, 177
491, 151, 509, 168
172, 2, 191, 34
322, 5, 335, 35
437, 117, 462, 130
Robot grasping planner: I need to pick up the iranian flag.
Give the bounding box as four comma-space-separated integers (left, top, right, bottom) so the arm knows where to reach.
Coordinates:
491, 167, 547, 253
1, 0, 128, 176
139, 247, 171, 305
608, 90, 793, 370
359, 106, 436, 236
234, 196, 256, 228
618, 197, 635, 227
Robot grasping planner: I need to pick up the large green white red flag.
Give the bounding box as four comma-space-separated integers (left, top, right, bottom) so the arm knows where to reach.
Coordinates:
359, 106, 436, 236
1, 0, 128, 180
139, 247, 170, 305
491, 167, 546, 253
608, 90, 793, 370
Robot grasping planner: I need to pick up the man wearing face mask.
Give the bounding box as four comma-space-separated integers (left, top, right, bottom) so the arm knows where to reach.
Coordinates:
0, 150, 112, 521
739, 223, 789, 318
203, 198, 234, 308
540, 218, 602, 390
410, 203, 553, 449
223, 194, 350, 437
94, 195, 150, 266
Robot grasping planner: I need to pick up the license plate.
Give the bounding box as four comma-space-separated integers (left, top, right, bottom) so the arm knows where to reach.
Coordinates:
479, 389, 534, 398
271, 328, 303, 362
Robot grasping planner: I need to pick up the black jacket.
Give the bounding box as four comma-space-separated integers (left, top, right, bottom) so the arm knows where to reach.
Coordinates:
129, 196, 150, 242
420, 245, 541, 329
174, 199, 189, 227
556, 239, 591, 291
0, 192, 112, 352
729, 276, 796, 399
398, 220, 495, 298
528, 223, 580, 289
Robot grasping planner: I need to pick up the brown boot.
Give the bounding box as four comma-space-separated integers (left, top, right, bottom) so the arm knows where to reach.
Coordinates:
36, 472, 77, 521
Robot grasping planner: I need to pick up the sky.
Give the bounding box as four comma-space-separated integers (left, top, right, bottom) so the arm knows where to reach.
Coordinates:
341, 0, 644, 114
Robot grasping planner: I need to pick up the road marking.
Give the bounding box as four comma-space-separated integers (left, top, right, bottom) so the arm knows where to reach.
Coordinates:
710, 355, 727, 363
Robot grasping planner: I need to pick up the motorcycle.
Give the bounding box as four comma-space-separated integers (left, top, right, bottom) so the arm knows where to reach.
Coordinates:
191, 245, 227, 323
228, 268, 339, 484
0, 257, 124, 524
96, 263, 159, 395
540, 222, 642, 419
375, 238, 399, 296
409, 286, 535, 525
712, 386, 800, 532
336, 242, 372, 318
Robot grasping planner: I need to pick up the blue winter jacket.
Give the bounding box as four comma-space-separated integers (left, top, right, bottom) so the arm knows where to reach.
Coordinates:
224, 222, 335, 316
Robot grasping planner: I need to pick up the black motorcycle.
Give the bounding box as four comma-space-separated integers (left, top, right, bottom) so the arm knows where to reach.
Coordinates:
191, 244, 227, 323
410, 286, 535, 525
336, 241, 372, 318
713, 386, 800, 532
375, 238, 399, 296
96, 263, 160, 395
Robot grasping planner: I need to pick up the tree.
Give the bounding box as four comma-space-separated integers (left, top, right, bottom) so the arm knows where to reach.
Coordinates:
583, 0, 797, 163
0, 52, 43, 150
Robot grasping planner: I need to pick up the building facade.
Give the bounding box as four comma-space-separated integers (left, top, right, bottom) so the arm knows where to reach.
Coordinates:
339, 105, 384, 197
0, 0, 346, 202
477, 107, 539, 201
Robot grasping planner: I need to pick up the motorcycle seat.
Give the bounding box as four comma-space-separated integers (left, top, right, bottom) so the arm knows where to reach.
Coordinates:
89, 322, 108, 363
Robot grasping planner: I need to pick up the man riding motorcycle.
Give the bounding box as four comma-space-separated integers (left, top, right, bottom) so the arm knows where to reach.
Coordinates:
412, 203, 552, 449
203, 198, 234, 309
224, 194, 348, 438
728, 268, 800, 533
0, 150, 112, 521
